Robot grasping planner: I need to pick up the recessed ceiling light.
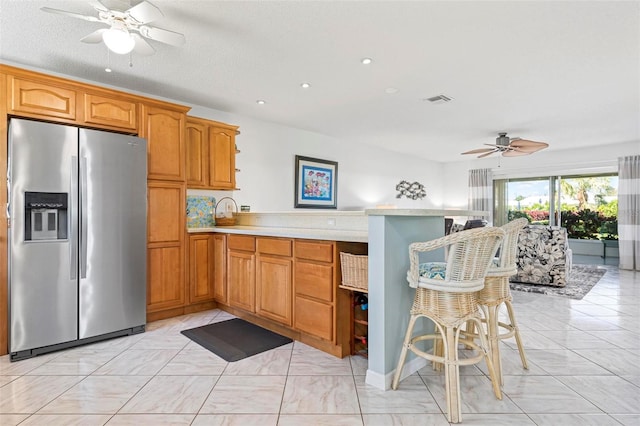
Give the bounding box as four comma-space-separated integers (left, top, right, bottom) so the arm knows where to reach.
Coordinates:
385, 87, 398, 94
256, 100, 266, 105
301, 83, 311, 89
105, 67, 112, 73
361, 57, 373, 65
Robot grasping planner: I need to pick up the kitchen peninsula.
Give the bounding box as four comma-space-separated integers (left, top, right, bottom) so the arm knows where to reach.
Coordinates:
191, 208, 487, 391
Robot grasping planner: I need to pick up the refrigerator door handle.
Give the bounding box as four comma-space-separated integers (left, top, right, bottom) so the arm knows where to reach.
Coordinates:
70, 158, 78, 280
6, 156, 10, 221
80, 156, 88, 279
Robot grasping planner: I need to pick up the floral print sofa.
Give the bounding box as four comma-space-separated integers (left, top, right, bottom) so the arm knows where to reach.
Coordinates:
510, 225, 573, 287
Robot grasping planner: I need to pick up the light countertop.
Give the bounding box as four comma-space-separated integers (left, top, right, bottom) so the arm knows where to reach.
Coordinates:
187, 225, 368, 243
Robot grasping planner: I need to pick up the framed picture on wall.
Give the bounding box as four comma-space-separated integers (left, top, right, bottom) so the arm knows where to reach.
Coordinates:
294, 155, 338, 209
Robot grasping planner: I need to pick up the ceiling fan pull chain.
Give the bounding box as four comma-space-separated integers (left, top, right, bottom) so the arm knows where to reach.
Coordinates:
105, 47, 112, 73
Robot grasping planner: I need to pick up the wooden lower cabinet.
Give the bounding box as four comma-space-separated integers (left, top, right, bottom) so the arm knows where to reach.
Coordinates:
256, 237, 293, 326
293, 240, 337, 342
213, 234, 227, 303
227, 235, 256, 312
147, 244, 185, 312
188, 234, 216, 304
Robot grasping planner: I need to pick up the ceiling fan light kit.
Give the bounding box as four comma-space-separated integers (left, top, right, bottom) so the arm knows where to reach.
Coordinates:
461, 132, 549, 158
102, 25, 135, 54
42, 0, 185, 57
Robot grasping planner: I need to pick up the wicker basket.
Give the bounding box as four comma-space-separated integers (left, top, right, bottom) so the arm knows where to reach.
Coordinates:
214, 197, 238, 226
340, 252, 368, 292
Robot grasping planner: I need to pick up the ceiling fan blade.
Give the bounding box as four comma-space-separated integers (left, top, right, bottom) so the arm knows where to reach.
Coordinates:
81, 28, 107, 43
97, 0, 131, 12
510, 139, 548, 148
139, 25, 186, 46
502, 150, 532, 157
127, 1, 164, 24
478, 150, 498, 158
132, 33, 156, 56
461, 148, 494, 155
41, 7, 101, 23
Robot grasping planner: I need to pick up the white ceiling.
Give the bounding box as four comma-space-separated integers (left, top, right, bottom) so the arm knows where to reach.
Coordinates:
1, 0, 638, 163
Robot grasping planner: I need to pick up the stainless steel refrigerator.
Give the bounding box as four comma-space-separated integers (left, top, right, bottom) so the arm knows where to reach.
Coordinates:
8, 118, 147, 361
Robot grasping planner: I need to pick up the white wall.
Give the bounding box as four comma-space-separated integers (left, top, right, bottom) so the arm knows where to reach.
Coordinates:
441, 140, 640, 209
189, 105, 445, 212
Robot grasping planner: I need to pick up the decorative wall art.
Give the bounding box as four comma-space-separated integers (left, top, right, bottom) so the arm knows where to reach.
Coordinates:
295, 155, 338, 208
396, 180, 427, 200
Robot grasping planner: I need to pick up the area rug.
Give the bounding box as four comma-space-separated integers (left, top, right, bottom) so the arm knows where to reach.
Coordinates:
181, 318, 292, 362
509, 264, 607, 300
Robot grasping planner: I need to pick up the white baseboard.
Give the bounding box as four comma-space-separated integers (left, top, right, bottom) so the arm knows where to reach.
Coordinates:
365, 356, 428, 390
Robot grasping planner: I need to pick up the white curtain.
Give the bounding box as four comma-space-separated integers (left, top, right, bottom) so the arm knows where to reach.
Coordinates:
469, 168, 493, 223
618, 155, 640, 271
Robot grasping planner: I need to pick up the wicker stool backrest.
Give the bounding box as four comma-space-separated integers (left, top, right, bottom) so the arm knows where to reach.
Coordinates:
408, 227, 505, 291
489, 218, 529, 277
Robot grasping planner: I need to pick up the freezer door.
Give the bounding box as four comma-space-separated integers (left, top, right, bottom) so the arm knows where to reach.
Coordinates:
8, 119, 79, 353
79, 129, 147, 339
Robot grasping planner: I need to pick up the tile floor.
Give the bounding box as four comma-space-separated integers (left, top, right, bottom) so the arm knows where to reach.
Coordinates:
1, 264, 638, 425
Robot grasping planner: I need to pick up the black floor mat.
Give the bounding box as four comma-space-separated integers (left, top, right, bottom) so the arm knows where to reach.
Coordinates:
181, 318, 292, 362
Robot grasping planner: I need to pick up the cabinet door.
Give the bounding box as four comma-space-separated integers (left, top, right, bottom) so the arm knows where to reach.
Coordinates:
186, 119, 207, 187
189, 234, 215, 304
147, 182, 184, 244
256, 255, 292, 326
147, 182, 185, 313
213, 234, 227, 303
83, 92, 137, 130
148, 245, 185, 312
8, 76, 76, 120
208, 126, 235, 189
227, 250, 255, 312
141, 105, 186, 181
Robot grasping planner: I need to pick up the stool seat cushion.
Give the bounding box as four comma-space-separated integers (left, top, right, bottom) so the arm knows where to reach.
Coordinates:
409, 261, 485, 292
419, 262, 447, 280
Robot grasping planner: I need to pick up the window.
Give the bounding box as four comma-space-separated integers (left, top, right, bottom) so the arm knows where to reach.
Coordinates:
494, 173, 618, 240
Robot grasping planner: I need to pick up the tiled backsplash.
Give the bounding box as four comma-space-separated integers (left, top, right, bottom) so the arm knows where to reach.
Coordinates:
186, 196, 216, 228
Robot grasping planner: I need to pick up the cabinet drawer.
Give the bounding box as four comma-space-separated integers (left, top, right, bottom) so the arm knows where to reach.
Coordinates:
295, 296, 333, 341
295, 261, 333, 302
294, 240, 334, 262
228, 234, 256, 251
257, 237, 292, 257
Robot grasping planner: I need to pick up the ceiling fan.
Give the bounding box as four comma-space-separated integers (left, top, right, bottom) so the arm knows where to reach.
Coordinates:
461, 132, 549, 158
41, 0, 186, 56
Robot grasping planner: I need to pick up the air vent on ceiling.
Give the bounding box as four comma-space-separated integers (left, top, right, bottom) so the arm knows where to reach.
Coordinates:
424, 94, 453, 104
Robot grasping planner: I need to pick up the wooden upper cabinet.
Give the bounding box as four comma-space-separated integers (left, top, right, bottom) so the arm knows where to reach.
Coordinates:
185, 116, 238, 190
82, 92, 137, 131
186, 118, 208, 187
141, 104, 187, 181
208, 126, 236, 189
8, 76, 77, 121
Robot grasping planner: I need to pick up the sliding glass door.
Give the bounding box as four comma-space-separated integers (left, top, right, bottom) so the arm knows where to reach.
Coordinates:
494, 174, 618, 240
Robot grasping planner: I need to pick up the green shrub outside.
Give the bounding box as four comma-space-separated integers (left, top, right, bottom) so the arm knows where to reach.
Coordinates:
507, 209, 618, 240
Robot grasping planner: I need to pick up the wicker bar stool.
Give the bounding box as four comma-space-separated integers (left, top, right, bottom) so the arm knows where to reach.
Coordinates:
470, 218, 530, 386
391, 227, 505, 424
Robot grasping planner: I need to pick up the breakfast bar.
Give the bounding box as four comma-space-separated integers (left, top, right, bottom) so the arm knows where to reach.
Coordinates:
193, 208, 487, 391
364, 209, 488, 390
